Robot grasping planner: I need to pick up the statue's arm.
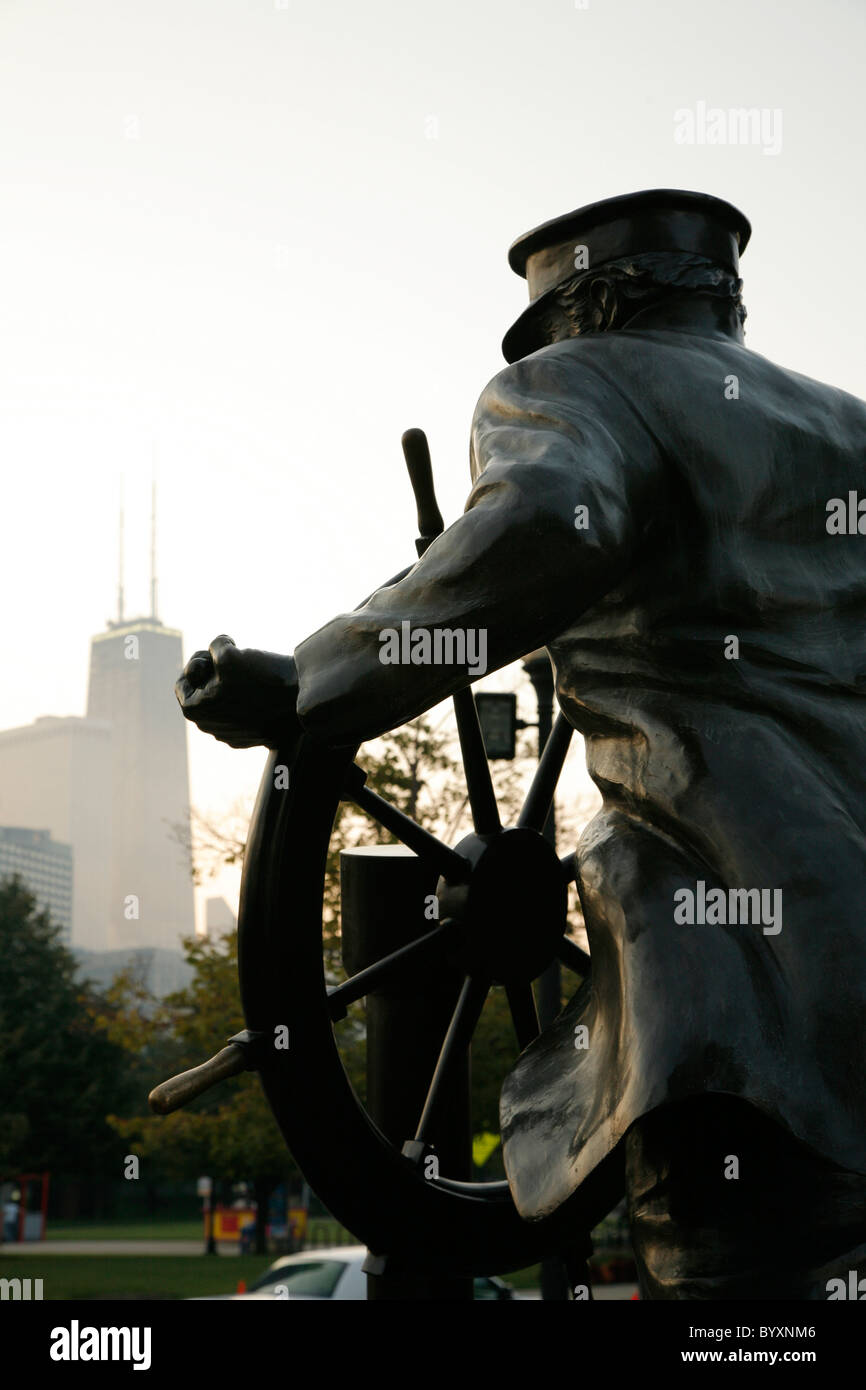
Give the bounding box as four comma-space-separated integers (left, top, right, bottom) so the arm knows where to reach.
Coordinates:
292, 359, 664, 746
176, 358, 663, 750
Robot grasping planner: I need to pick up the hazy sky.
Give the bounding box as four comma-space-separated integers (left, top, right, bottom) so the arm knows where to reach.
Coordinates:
2, 0, 864, 915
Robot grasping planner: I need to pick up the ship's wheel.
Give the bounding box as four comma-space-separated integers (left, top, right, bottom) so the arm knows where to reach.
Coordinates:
151, 429, 604, 1279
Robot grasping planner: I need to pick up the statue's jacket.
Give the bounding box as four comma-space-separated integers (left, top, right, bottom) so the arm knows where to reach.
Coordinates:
294, 328, 866, 1220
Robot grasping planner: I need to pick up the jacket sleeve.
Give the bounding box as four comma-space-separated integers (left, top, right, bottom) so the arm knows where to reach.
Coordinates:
293, 351, 665, 746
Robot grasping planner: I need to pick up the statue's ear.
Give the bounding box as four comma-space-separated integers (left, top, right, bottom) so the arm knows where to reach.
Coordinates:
588, 277, 617, 331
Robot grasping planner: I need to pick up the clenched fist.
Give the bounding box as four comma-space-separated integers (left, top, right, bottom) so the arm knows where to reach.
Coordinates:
175, 634, 303, 752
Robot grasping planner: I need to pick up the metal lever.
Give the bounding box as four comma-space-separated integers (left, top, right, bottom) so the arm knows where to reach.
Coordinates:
401, 428, 444, 556
148, 1029, 265, 1115
349, 428, 444, 609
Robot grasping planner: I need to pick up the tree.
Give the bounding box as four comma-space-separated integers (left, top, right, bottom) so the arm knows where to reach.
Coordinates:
0, 877, 135, 1193
103, 928, 300, 1255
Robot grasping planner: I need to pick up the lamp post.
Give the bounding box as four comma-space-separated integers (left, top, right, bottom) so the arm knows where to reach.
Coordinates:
198, 1176, 217, 1255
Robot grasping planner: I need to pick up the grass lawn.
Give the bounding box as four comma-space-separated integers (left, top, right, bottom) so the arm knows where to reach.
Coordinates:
45, 1220, 202, 1242
1, 1254, 540, 1299
0, 1255, 273, 1300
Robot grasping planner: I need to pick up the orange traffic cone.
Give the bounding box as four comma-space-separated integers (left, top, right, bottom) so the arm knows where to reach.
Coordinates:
236, 1279, 247, 1294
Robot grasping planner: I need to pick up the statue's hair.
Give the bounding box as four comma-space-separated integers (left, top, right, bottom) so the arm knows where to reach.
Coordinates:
539, 251, 747, 338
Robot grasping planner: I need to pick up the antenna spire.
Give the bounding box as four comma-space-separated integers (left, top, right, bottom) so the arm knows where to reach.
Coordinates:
150, 471, 159, 622
117, 480, 125, 624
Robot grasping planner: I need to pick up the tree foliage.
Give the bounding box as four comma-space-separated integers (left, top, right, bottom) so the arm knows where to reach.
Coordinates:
102, 928, 298, 1252
0, 877, 134, 1181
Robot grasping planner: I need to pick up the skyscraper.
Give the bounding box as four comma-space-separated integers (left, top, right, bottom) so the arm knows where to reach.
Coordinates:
85, 481, 194, 953
0, 715, 113, 949
86, 612, 194, 952
0, 484, 195, 965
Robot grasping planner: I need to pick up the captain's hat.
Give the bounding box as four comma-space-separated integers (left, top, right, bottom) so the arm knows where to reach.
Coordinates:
502, 188, 751, 363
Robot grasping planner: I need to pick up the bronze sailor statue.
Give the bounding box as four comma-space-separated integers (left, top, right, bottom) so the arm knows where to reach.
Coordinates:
176, 189, 866, 1299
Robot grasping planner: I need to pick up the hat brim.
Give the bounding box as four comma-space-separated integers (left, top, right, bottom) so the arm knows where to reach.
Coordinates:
501, 290, 573, 364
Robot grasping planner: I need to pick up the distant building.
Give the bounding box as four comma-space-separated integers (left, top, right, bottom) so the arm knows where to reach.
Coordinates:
0, 490, 195, 955
0, 826, 74, 943
72, 945, 193, 999
0, 717, 112, 949
86, 616, 194, 953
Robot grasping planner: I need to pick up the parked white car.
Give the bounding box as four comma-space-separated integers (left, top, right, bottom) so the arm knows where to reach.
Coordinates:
198, 1245, 518, 1300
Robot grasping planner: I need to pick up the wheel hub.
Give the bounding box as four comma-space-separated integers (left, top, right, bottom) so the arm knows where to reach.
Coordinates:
437, 828, 567, 985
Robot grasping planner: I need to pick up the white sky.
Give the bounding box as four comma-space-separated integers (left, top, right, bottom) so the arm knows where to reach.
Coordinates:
1, 0, 864, 917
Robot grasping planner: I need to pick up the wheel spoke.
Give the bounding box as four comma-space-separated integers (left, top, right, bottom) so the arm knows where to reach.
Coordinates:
413, 974, 490, 1145
343, 764, 470, 882
505, 982, 540, 1050
559, 935, 592, 976
452, 687, 501, 836
327, 922, 453, 1021
517, 712, 573, 833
